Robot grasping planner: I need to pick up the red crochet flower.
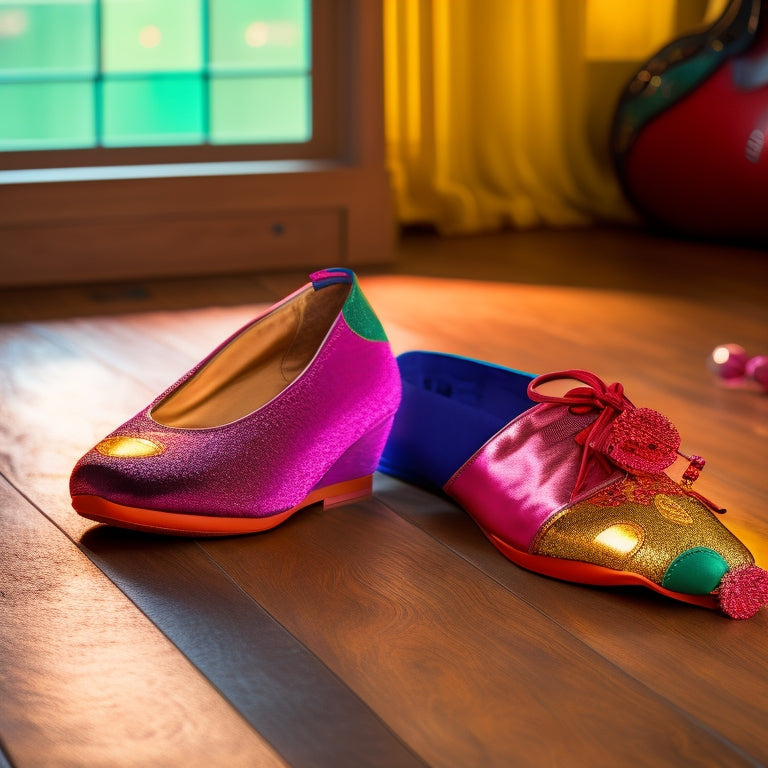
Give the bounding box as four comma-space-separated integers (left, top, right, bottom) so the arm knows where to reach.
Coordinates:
606, 407, 681, 474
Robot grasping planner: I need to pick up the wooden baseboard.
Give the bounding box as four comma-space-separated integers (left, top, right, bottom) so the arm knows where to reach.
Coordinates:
0, 164, 395, 286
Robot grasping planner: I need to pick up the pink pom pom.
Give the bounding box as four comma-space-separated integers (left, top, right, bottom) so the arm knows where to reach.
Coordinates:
718, 564, 768, 619
708, 343, 749, 381
746, 355, 768, 391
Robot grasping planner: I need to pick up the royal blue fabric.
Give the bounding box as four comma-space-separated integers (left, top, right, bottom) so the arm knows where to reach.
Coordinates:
379, 351, 535, 489
311, 268, 354, 290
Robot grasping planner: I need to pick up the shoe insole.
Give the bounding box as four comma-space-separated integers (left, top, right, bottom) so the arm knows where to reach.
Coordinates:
379, 351, 535, 489
151, 284, 348, 429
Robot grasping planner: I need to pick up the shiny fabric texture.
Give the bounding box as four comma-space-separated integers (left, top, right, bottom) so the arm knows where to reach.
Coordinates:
70, 274, 401, 518
378, 352, 768, 616
534, 477, 754, 587
446, 404, 623, 551
378, 351, 534, 488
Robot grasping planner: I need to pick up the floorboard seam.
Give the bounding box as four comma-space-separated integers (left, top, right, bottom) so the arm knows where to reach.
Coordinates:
0, 469, 429, 767
373, 492, 764, 768
195, 540, 431, 767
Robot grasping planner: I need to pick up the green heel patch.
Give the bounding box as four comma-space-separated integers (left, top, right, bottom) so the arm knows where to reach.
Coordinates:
343, 277, 388, 342
662, 547, 729, 595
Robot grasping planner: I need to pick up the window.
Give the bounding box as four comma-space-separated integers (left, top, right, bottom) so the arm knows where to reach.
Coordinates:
0, 0, 312, 151
0, 1, 392, 286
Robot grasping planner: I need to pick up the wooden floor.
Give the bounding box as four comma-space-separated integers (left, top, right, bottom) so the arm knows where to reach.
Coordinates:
1, 228, 767, 768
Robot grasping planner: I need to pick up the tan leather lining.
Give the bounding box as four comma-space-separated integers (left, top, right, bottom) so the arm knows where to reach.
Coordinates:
151, 283, 349, 428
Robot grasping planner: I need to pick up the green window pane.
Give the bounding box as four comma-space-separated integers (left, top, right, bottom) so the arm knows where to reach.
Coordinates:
209, 0, 309, 73
101, 0, 202, 73
0, 82, 95, 149
0, 1, 97, 78
101, 76, 204, 146
210, 75, 310, 144
0, 0, 314, 151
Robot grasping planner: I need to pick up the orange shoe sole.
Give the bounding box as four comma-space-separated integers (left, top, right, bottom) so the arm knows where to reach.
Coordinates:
72, 475, 373, 537
485, 530, 719, 611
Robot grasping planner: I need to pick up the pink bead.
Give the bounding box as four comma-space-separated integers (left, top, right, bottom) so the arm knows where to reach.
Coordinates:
708, 343, 749, 380
746, 355, 768, 390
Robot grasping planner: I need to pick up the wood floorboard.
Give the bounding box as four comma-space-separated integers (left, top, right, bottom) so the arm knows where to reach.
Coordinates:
374, 475, 768, 765
78, 526, 427, 768
0, 475, 285, 768
202, 497, 758, 768
1, 229, 766, 766
0, 273, 284, 323
394, 228, 768, 308
0, 743, 15, 768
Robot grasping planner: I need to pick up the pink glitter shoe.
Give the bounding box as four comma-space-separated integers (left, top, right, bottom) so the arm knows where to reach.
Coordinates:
380, 352, 768, 619
70, 268, 401, 536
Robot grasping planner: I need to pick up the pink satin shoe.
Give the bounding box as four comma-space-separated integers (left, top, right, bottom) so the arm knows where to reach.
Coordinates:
70, 268, 401, 536
379, 352, 768, 618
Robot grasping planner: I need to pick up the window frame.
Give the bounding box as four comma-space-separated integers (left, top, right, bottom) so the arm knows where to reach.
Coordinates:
0, 1, 393, 286
0, 0, 340, 170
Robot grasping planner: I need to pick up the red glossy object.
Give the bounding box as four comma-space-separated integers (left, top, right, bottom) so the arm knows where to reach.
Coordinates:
613, 0, 768, 243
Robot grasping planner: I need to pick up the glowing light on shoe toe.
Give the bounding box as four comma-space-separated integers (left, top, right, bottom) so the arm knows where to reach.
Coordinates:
95, 436, 164, 457
595, 523, 644, 556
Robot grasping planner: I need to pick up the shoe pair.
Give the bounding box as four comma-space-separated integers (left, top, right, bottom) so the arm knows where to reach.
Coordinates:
70, 269, 768, 618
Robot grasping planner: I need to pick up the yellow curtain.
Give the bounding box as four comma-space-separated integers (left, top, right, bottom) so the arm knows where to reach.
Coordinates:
383, 0, 727, 234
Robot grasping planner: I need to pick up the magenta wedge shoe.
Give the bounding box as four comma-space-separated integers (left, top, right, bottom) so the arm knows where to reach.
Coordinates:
70, 268, 401, 536
379, 352, 768, 619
